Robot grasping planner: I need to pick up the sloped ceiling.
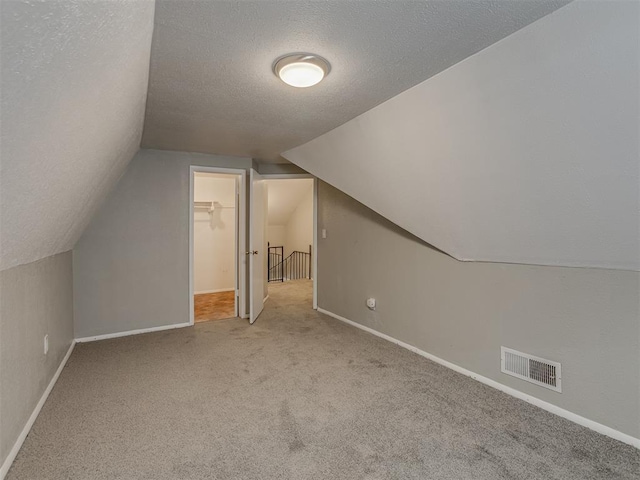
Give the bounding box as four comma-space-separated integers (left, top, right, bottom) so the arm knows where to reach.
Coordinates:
267, 179, 314, 226
142, 0, 569, 162
4, 0, 632, 273
0, 0, 155, 270
284, 1, 640, 271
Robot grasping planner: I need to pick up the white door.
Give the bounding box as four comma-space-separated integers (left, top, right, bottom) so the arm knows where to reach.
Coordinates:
249, 169, 266, 323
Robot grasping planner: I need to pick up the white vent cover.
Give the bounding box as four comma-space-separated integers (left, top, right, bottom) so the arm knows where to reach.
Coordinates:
501, 347, 562, 393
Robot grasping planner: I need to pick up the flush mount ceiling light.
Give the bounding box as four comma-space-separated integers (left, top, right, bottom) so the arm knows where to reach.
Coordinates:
273, 53, 330, 88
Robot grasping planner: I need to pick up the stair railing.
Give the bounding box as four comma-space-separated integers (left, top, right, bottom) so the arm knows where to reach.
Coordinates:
268, 245, 284, 282
268, 245, 312, 282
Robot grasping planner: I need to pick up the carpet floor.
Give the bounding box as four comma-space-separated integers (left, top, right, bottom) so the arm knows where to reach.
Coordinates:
8, 280, 639, 479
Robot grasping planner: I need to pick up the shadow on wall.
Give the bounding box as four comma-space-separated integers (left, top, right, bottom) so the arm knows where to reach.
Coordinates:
331, 183, 450, 258
210, 202, 226, 230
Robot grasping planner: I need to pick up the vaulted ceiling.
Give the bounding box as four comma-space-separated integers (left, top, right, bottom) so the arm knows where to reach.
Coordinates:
0, 0, 155, 271
267, 179, 314, 226
141, 0, 569, 161
5, 0, 634, 273
284, 0, 640, 270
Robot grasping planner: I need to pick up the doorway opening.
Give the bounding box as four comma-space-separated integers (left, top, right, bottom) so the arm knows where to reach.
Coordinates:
190, 169, 245, 324
264, 178, 315, 308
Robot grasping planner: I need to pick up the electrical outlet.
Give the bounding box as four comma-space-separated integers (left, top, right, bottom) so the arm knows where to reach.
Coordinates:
366, 298, 376, 310
44, 334, 49, 355
321, 229, 327, 239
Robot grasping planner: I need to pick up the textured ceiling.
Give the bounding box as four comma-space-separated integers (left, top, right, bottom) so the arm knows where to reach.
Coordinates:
0, 0, 155, 270
142, 0, 569, 162
267, 179, 314, 226
284, 1, 639, 271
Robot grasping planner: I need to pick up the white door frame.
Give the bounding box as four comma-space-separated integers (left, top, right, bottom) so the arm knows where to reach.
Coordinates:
189, 166, 247, 326
261, 174, 318, 310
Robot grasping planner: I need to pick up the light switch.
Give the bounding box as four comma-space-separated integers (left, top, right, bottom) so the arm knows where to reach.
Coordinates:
321, 228, 327, 239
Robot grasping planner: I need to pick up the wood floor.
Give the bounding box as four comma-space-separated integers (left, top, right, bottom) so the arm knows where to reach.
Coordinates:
194, 291, 236, 322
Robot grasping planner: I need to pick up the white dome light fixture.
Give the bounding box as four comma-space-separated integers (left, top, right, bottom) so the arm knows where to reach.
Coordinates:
273, 53, 330, 88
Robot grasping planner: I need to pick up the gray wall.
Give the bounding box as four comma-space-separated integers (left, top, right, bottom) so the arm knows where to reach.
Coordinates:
73, 149, 252, 338
0, 252, 74, 466
317, 182, 640, 438
256, 162, 308, 176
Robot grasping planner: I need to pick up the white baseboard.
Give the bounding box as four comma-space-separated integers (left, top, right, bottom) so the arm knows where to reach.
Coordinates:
75, 322, 191, 343
263, 295, 269, 303
317, 307, 640, 449
194, 288, 235, 295
0, 340, 76, 480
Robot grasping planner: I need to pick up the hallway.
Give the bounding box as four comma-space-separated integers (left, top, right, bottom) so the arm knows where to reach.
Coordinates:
7, 281, 638, 479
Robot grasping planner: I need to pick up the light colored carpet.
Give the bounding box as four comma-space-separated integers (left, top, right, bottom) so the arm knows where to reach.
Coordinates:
8, 279, 639, 479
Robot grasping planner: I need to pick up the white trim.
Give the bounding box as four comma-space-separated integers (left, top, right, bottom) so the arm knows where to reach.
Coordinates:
237, 174, 246, 319
189, 166, 247, 326
75, 322, 191, 343
259, 173, 314, 179
317, 307, 640, 449
263, 294, 269, 303
261, 173, 319, 310
194, 288, 235, 295
312, 178, 318, 310
0, 341, 76, 480
189, 167, 195, 325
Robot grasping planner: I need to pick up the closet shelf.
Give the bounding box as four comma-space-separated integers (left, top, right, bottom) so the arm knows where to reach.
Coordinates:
194, 201, 234, 212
